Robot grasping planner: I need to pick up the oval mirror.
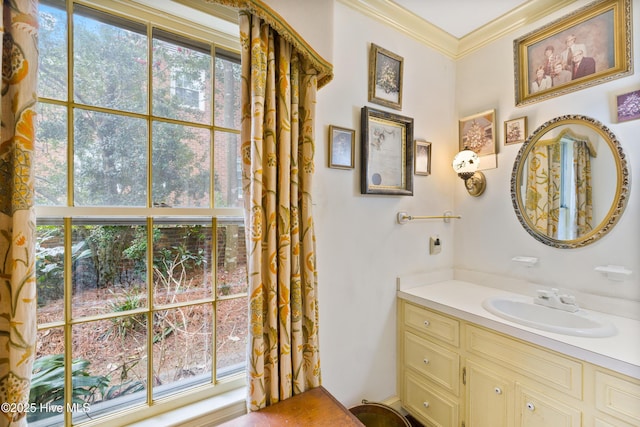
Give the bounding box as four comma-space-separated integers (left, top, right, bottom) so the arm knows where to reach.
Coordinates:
511, 115, 630, 248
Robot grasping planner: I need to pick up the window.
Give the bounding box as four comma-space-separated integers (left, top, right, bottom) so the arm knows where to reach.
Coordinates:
33, 1, 245, 425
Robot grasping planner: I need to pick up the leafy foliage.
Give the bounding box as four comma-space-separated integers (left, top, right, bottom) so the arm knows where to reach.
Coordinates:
36, 226, 92, 306
29, 355, 110, 421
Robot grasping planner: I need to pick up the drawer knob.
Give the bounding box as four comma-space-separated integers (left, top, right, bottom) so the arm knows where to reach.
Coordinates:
494, 387, 502, 395
423, 358, 429, 365
526, 402, 535, 411
423, 320, 430, 327
423, 401, 430, 408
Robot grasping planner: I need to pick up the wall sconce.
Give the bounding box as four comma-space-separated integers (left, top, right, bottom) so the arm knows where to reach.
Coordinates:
452, 150, 486, 197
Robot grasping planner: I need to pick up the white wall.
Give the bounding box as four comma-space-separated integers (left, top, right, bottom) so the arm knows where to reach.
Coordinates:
314, 2, 457, 406
310, 0, 639, 409
454, 0, 639, 309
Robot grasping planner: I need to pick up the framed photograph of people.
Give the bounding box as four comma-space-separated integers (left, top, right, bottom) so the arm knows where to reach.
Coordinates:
616, 90, 640, 123
328, 125, 355, 169
414, 140, 432, 176
514, 0, 631, 106
360, 106, 413, 195
368, 43, 403, 110
504, 117, 528, 145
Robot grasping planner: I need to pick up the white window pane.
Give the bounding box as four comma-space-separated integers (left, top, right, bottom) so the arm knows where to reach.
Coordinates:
36, 103, 68, 206
74, 109, 147, 207
38, 2, 68, 101
152, 122, 210, 208
73, 5, 147, 113
152, 32, 211, 125
214, 51, 241, 129
214, 131, 242, 208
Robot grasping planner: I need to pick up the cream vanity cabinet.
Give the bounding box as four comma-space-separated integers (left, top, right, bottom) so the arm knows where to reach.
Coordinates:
398, 299, 640, 427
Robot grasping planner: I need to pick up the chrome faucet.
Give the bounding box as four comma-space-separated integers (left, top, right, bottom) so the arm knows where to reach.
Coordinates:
534, 288, 579, 312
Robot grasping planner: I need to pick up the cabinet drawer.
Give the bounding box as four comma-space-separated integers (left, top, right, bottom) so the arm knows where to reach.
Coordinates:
404, 371, 459, 427
403, 331, 459, 395
466, 325, 582, 399
403, 302, 459, 347
595, 370, 640, 425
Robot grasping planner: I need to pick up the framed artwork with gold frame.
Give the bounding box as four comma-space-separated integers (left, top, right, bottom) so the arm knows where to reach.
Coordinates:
504, 117, 528, 145
514, 0, 632, 106
368, 43, 403, 110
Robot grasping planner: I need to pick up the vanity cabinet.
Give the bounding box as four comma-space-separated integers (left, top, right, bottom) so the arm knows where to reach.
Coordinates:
397, 299, 640, 427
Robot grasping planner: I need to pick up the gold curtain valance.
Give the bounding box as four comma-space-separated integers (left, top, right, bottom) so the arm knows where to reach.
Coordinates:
206, 0, 334, 88
536, 127, 598, 157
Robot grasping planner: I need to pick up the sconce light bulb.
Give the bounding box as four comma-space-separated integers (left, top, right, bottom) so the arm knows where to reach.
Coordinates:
452, 150, 480, 174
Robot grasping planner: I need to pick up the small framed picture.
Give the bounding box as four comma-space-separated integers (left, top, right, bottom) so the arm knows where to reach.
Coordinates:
459, 109, 496, 155
616, 89, 640, 123
328, 125, 355, 169
368, 43, 403, 110
504, 117, 528, 145
459, 109, 497, 171
414, 140, 431, 176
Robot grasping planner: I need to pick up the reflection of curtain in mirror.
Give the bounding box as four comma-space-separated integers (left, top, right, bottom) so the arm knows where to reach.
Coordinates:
525, 143, 561, 237
573, 140, 593, 236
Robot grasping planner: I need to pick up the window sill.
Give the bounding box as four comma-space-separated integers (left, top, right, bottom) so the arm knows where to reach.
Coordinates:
127, 387, 247, 427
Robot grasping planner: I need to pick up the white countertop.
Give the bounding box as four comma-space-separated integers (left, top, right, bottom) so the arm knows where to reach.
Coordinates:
398, 280, 640, 380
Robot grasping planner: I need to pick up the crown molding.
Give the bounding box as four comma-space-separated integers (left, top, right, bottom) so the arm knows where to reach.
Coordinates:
338, 0, 458, 58
339, 0, 577, 59
457, 0, 576, 58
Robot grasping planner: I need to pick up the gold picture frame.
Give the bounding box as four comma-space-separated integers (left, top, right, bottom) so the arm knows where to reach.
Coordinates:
414, 140, 431, 176
368, 43, 403, 110
360, 106, 413, 195
328, 125, 355, 169
504, 117, 528, 145
459, 109, 496, 154
514, 0, 632, 106
459, 109, 497, 171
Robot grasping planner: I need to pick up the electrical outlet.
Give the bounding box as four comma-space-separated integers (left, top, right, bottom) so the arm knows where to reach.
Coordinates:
429, 236, 441, 255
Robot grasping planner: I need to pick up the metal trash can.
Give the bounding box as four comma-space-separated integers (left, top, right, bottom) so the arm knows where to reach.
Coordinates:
349, 400, 411, 427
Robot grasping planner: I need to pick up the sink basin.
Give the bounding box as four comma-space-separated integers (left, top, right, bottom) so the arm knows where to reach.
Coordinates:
482, 296, 617, 338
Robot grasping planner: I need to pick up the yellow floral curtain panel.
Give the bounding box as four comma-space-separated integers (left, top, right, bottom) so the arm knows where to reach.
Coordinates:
573, 141, 593, 237
525, 143, 561, 237
525, 139, 593, 240
0, 1, 39, 426
238, 11, 325, 411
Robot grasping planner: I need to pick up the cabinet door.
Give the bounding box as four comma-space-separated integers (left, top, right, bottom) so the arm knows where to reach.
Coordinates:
465, 360, 513, 427
516, 384, 581, 427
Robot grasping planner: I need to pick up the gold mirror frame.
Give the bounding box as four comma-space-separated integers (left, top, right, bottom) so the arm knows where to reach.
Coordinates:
511, 115, 630, 248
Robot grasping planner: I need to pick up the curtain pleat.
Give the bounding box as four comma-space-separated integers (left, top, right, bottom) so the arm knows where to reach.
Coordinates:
574, 141, 593, 236
0, 1, 39, 426
239, 11, 321, 411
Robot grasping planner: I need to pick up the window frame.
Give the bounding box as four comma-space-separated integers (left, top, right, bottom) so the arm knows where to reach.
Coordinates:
34, 1, 246, 425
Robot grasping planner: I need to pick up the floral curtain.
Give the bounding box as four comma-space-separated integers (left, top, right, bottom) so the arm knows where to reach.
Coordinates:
525, 143, 561, 237
0, 1, 39, 426
525, 137, 593, 239
573, 140, 593, 236
239, 11, 323, 411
